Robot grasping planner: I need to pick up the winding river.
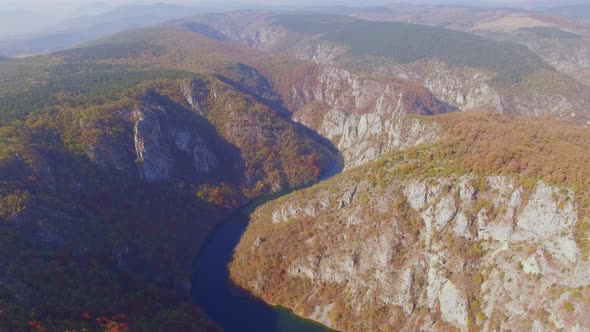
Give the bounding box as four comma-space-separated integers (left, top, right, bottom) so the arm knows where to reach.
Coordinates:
192, 163, 342, 331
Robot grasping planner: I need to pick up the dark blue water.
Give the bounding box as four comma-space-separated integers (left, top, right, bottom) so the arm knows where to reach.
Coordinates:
192, 156, 343, 332
191, 209, 334, 332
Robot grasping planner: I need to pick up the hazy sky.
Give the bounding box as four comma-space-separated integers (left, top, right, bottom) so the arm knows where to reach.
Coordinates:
2, 0, 589, 11
2, 0, 587, 8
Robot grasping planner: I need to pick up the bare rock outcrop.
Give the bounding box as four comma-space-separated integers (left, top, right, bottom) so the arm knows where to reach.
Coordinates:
233, 169, 590, 332
290, 66, 445, 168
133, 105, 174, 182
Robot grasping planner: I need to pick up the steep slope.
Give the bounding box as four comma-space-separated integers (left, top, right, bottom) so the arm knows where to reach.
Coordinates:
184, 12, 590, 124
0, 30, 339, 330
231, 113, 590, 331
273, 14, 546, 84
4, 17, 590, 332
339, 4, 590, 112
490, 26, 590, 87
266, 64, 446, 168
57, 25, 450, 168
183, 12, 546, 84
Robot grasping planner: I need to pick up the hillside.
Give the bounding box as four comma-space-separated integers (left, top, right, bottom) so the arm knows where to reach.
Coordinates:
185, 12, 548, 85
2, 9, 590, 332
0, 27, 340, 331
182, 12, 590, 124
333, 4, 590, 104
231, 112, 590, 331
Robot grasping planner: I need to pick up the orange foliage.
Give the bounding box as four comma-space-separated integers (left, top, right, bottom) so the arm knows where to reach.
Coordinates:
105, 321, 130, 332
306, 154, 322, 178
96, 316, 130, 332
81, 311, 91, 321
27, 320, 42, 330
96, 317, 111, 324
437, 112, 590, 188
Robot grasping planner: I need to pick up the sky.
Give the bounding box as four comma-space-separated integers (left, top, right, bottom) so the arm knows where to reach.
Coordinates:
1, 0, 587, 8
1, 0, 589, 11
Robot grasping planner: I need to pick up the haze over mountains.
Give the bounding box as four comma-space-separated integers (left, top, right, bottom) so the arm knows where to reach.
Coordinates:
1, 1, 590, 331
0, 3, 209, 55
2, 0, 590, 56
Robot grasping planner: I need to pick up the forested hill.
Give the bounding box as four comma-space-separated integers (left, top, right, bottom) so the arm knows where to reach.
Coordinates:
231, 112, 590, 332
273, 14, 549, 84
1, 9, 589, 332
0, 26, 339, 331
173, 11, 590, 123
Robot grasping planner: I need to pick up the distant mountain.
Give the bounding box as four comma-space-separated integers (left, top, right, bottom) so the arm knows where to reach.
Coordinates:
0, 9, 69, 39
74, 1, 114, 16
543, 3, 590, 20
331, 3, 590, 92
274, 13, 547, 83
180, 12, 590, 124
0, 3, 204, 56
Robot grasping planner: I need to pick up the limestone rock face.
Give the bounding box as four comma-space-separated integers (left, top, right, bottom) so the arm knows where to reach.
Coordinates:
184, 13, 590, 122
76, 84, 223, 185
290, 66, 445, 168
439, 281, 468, 331
79, 80, 225, 182
131, 100, 220, 182
190, 136, 218, 173
181, 79, 209, 115
133, 105, 174, 182
515, 182, 577, 240
168, 128, 219, 174
187, 11, 288, 51
233, 169, 590, 332
295, 41, 346, 65
376, 59, 589, 119
381, 60, 504, 113
504, 34, 590, 86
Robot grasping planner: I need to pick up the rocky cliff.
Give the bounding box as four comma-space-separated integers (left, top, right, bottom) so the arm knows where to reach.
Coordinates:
2, 13, 590, 331
0, 69, 337, 330
81, 74, 336, 196
291, 41, 590, 120
232, 160, 590, 332
181, 13, 590, 124
230, 113, 590, 332
284, 66, 445, 168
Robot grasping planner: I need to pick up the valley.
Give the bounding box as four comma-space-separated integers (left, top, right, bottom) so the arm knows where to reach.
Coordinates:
193, 168, 342, 332
0, 3, 589, 332
231, 112, 590, 331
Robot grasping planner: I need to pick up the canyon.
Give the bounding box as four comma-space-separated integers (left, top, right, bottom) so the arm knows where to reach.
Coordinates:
1, 7, 590, 332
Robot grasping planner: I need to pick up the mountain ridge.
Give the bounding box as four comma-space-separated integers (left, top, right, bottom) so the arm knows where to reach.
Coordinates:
176, 11, 590, 124
1, 9, 590, 331
231, 112, 590, 331
0, 29, 344, 330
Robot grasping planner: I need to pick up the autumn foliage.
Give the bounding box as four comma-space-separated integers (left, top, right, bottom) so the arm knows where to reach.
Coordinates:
437, 112, 590, 188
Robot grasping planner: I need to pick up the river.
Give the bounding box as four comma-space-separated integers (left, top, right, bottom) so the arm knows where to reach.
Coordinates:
192, 162, 342, 331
